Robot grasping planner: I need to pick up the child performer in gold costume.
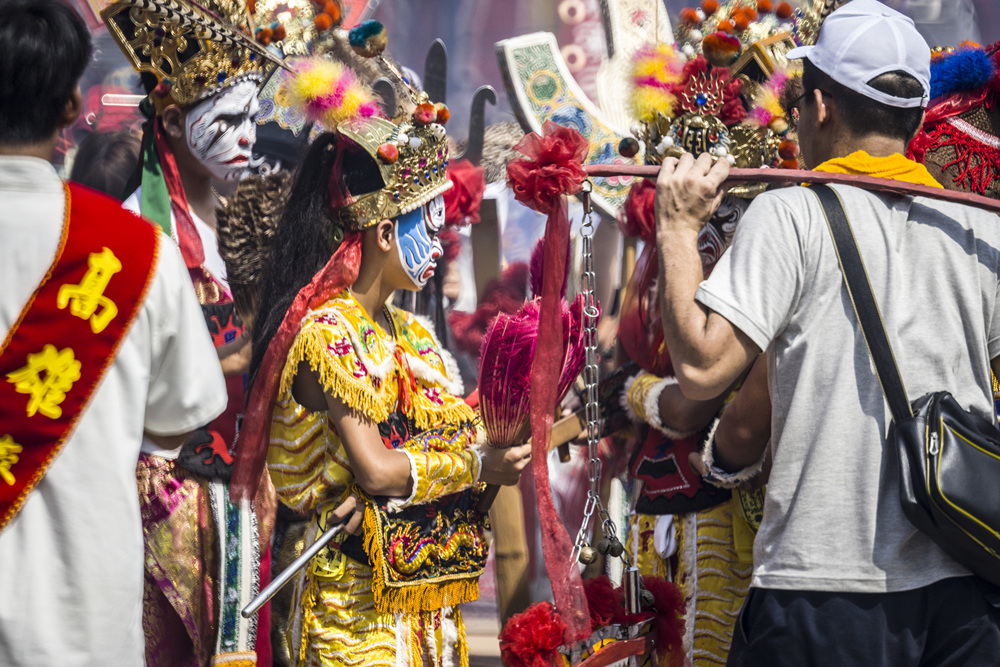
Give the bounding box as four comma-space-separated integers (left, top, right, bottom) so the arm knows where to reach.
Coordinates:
230, 54, 530, 666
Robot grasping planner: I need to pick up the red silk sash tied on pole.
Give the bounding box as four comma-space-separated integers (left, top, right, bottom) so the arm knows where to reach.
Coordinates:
507, 121, 592, 643
0, 183, 159, 531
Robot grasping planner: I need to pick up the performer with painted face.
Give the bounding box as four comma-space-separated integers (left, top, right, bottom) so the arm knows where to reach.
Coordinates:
229, 46, 531, 666
102, 1, 283, 664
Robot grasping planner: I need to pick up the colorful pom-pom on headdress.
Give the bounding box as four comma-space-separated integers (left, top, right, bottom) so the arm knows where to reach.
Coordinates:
276, 57, 382, 130
629, 44, 684, 125
349, 20, 388, 58
274, 30, 453, 231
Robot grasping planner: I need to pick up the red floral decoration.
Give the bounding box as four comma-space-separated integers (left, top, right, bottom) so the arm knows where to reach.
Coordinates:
443, 159, 486, 225
499, 602, 568, 667
506, 120, 589, 215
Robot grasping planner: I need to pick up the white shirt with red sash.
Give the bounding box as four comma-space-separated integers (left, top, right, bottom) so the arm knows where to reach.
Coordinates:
0, 156, 227, 666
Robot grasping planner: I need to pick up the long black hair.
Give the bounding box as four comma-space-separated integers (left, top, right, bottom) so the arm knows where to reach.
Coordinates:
248, 131, 384, 390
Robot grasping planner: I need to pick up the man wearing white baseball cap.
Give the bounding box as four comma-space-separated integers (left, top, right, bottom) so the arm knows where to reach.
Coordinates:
653, 0, 1000, 664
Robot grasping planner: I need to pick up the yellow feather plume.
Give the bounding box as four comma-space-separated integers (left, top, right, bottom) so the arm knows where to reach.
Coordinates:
630, 44, 684, 124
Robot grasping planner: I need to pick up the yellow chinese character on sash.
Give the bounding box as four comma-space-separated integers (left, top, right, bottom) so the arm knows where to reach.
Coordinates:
6, 345, 81, 419
57, 247, 121, 333
0, 435, 22, 486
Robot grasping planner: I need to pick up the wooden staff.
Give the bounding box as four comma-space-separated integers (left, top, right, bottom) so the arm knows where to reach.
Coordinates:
585, 166, 1000, 215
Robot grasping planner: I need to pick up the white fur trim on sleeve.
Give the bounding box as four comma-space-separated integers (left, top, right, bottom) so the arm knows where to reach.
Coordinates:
386, 449, 420, 513
699, 416, 767, 488
622, 372, 697, 439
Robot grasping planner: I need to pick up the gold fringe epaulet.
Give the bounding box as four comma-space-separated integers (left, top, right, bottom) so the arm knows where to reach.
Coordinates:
279, 324, 391, 424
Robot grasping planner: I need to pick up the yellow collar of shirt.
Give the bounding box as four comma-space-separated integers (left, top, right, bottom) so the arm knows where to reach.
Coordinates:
814, 150, 942, 188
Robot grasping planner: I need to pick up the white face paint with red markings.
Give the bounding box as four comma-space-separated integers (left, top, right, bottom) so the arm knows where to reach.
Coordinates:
395, 195, 446, 289
184, 80, 259, 182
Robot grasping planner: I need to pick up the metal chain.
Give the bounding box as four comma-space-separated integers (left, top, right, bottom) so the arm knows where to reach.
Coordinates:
570, 182, 634, 571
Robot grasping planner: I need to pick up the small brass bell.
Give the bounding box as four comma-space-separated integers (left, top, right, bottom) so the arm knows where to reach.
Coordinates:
596, 538, 611, 555
578, 545, 597, 564
641, 589, 655, 607
608, 538, 625, 558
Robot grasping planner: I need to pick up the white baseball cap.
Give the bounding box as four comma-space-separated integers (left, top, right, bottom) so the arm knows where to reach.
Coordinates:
786, 0, 931, 109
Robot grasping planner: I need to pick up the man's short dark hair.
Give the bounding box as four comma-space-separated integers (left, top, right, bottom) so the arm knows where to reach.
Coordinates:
803, 59, 925, 143
0, 0, 92, 144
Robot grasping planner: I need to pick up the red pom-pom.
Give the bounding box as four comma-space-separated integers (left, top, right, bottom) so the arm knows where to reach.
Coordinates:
499, 602, 567, 667
702, 31, 742, 66
776, 1, 793, 18
780, 158, 800, 169
314, 13, 333, 31
414, 102, 437, 126
153, 79, 172, 98
701, 0, 720, 16
730, 7, 756, 31
778, 139, 799, 160
255, 26, 272, 45
768, 116, 790, 136
273, 24, 286, 41
377, 142, 398, 164
434, 102, 450, 125
248, 0, 256, 13
323, 0, 343, 23
757, 0, 773, 13
717, 18, 735, 33
680, 7, 701, 26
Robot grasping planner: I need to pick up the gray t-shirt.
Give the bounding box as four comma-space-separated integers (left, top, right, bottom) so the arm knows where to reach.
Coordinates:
697, 184, 1000, 593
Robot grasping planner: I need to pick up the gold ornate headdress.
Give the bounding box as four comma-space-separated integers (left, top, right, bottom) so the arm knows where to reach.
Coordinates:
622, 0, 805, 193
102, 0, 286, 113
276, 20, 452, 231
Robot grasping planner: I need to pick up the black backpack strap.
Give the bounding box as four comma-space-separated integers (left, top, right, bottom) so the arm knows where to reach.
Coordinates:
811, 184, 913, 422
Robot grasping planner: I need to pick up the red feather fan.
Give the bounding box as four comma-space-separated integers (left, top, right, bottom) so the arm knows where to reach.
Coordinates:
477, 293, 591, 448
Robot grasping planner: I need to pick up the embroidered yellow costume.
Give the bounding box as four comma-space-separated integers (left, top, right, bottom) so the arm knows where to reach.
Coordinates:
268, 291, 485, 666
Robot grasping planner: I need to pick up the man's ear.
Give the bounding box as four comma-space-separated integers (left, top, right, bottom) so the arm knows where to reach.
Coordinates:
375, 219, 394, 252
161, 105, 185, 140
59, 87, 83, 130
814, 88, 829, 128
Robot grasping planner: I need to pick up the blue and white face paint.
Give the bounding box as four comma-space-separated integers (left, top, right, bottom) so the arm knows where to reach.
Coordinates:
395, 195, 445, 289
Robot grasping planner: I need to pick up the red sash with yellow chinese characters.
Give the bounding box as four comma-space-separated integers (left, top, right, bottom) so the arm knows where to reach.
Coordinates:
0, 183, 158, 531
